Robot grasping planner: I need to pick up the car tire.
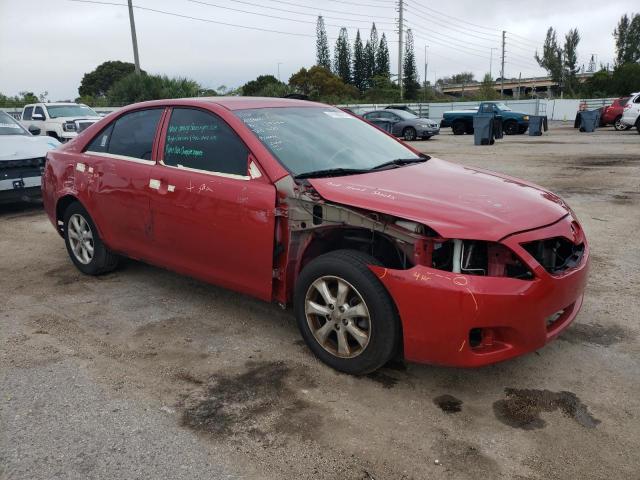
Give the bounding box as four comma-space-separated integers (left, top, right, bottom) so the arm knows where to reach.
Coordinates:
294, 249, 401, 375
403, 127, 417, 141
613, 116, 625, 131
503, 120, 519, 135
452, 121, 466, 135
63, 202, 119, 275
636, 118, 640, 134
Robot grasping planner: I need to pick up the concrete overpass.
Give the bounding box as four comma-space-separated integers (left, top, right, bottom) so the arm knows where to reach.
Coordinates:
439, 72, 595, 97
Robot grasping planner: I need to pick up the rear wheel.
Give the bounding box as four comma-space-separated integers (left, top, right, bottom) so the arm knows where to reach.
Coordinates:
452, 121, 466, 135
613, 115, 625, 131
63, 202, 119, 275
294, 250, 400, 375
402, 127, 417, 141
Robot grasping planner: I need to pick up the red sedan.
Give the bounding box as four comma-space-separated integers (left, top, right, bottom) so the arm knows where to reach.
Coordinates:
42, 97, 589, 374
601, 96, 631, 130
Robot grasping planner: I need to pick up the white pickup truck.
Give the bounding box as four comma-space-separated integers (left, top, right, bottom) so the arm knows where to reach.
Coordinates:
20, 102, 101, 142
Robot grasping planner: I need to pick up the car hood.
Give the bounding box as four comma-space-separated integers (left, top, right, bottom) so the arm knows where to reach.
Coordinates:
307, 158, 570, 241
0, 135, 60, 161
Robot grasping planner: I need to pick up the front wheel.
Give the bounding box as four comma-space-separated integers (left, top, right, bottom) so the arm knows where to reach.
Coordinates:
403, 127, 417, 141
63, 202, 119, 275
294, 250, 401, 375
503, 120, 519, 135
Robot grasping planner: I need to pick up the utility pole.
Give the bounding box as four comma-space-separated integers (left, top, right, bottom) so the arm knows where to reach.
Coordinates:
423, 44, 429, 102
277, 62, 283, 81
397, 0, 404, 99
500, 30, 505, 98
128, 0, 141, 74
490, 48, 498, 80
517, 72, 521, 99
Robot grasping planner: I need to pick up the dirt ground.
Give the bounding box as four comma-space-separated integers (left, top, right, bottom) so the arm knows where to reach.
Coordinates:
1, 122, 639, 480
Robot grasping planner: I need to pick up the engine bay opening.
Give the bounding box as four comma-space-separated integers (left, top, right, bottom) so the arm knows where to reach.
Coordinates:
417, 239, 533, 279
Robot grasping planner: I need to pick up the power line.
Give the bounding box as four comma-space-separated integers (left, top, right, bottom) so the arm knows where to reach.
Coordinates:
505, 31, 542, 46
407, 23, 499, 54
253, 0, 394, 20
68, 0, 317, 37
404, 12, 500, 45
217, 0, 397, 26
323, 0, 395, 8
403, 0, 501, 34
188, 0, 387, 30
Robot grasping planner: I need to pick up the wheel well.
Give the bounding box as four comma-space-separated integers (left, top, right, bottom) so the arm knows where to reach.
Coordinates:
55, 195, 79, 233
299, 227, 409, 273
46, 131, 59, 138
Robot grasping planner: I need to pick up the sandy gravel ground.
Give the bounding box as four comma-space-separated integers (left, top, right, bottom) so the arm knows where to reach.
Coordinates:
1, 122, 639, 479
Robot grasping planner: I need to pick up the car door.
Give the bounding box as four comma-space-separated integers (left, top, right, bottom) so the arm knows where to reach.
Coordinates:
81, 107, 164, 259
148, 107, 276, 301
30, 106, 47, 133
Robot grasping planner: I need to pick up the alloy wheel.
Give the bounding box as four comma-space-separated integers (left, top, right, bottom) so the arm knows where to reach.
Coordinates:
68, 213, 94, 265
305, 275, 371, 358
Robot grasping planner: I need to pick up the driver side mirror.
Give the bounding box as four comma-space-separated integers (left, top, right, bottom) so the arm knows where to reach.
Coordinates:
32, 113, 45, 120
28, 125, 41, 136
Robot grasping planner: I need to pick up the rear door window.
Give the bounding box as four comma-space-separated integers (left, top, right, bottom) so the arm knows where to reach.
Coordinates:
86, 109, 162, 160
163, 108, 248, 176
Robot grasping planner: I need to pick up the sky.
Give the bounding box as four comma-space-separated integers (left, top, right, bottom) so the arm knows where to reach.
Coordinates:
0, 0, 635, 100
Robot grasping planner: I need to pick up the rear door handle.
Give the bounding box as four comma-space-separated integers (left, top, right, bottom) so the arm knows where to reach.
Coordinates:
149, 178, 175, 193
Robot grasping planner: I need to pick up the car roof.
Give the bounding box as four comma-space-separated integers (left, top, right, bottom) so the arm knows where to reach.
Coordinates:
118, 96, 327, 112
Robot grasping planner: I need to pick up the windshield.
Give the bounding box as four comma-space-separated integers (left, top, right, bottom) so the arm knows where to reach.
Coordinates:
235, 107, 421, 176
494, 103, 512, 111
46, 105, 98, 118
0, 111, 29, 136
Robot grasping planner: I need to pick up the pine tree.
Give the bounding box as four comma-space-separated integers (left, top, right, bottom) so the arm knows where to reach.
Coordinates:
334, 28, 352, 84
613, 13, 640, 65
316, 16, 331, 70
376, 33, 391, 78
364, 40, 375, 87
352, 30, 367, 92
563, 28, 581, 95
403, 29, 420, 100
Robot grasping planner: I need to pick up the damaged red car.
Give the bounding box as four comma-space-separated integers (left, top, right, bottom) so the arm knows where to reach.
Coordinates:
42, 98, 589, 374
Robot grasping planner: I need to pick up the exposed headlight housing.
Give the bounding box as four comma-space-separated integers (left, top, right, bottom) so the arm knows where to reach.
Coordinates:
63, 122, 77, 132
523, 115, 530, 121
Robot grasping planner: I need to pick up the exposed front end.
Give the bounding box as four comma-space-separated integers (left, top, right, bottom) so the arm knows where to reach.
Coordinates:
371, 214, 589, 367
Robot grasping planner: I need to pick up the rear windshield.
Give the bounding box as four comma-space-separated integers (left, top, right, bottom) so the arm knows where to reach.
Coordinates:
0, 111, 29, 136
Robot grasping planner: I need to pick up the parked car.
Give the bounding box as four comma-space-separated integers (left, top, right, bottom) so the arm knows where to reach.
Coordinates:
441, 102, 530, 135
20, 102, 101, 142
621, 92, 640, 133
600, 97, 631, 130
363, 109, 440, 140
42, 97, 589, 375
0, 110, 60, 204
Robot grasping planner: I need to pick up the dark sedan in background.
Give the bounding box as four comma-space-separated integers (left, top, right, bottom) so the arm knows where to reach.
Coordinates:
363, 109, 440, 141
